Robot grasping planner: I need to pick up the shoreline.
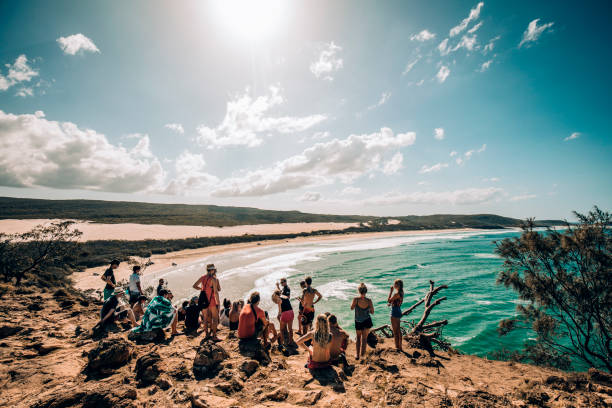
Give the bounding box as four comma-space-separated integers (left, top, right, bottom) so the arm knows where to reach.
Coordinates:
74, 227, 486, 292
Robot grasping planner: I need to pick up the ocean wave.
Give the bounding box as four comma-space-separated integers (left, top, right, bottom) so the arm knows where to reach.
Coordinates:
473, 253, 501, 259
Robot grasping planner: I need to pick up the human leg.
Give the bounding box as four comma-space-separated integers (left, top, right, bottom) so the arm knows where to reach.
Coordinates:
355, 329, 362, 359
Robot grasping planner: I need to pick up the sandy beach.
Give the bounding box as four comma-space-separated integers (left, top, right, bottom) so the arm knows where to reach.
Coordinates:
73, 227, 478, 291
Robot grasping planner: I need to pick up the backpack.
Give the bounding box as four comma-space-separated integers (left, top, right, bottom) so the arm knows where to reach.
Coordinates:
198, 276, 211, 310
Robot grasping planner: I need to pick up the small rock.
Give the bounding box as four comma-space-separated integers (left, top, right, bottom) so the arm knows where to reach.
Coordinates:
262, 387, 288, 402
298, 390, 324, 405
127, 328, 165, 344
191, 392, 210, 408
86, 338, 132, 373
193, 339, 229, 379
156, 376, 172, 390
135, 352, 162, 385
0, 325, 22, 339
215, 378, 243, 395
239, 359, 259, 377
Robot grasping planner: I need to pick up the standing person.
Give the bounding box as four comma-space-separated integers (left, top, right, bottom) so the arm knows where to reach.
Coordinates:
272, 289, 295, 346
300, 276, 322, 334
351, 283, 375, 360
276, 278, 290, 298
296, 280, 307, 335
296, 314, 333, 370
101, 260, 120, 301
128, 265, 143, 306
192, 263, 221, 341
388, 279, 404, 352
238, 291, 268, 342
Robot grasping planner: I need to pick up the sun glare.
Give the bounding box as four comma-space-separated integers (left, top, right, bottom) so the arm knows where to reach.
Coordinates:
210, 0, 287, 43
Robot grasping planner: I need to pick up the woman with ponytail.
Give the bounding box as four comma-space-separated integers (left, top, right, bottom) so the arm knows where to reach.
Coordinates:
388, 279, 404, 351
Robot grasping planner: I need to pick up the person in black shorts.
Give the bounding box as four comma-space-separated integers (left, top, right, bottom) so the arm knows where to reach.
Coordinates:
297, 280, 306, 335
300, 276, 322, 333
351, 283, 374, 360
94, 289, 136, 329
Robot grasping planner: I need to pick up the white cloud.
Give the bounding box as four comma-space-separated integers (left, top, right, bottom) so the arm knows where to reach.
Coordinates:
341, 186, 362, 195
196, 86, 326, 148
0, 55, 39, 93
57, 33, 100, 55
483, 35, 501, 53
312, 131, 330, 140
299, 192, 322, 202
519, 19, 554, 48
434, 128, 445, 140
382, 152, 404, 175
162, 151, 218, 195
450, 2, 484, 37
0, 110, 164, 192
416, 79, 425, 86
510, 194, 537, 201
367, 92, 391, 110
402, 57, 420, 75
564, 132, 580, 141
15, 87, 34, 98
483, 177, 500, 182
436, 66, 450, 83
165, 123, 184, 134
410, 30, 436, 42
212, 127, 416, 197
453, 35, 478, 52
438, 38, 450, 55
419, 162, 448, 174
310, 42, 343, 81
479, 59, 493, 72
468, 21, 483, 34
449, 151, 458, 157
365, 187, 503, 206
456, 144, 486, 165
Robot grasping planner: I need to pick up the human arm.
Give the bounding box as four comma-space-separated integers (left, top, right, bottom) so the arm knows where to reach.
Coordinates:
296, 331, 313, 352
94, 307, 116, 328
350, 297, 357, 310
192, 276, 203, 291
314, 290, 322, 304
387, 286, 394, 304
369, 298, 375, 314
136, 279, 142, 293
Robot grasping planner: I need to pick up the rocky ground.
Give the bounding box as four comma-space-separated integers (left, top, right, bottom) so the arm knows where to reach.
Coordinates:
1, 289, 611, 408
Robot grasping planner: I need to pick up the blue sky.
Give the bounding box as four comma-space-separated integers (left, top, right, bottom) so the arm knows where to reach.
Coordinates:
0, 0, 610, 219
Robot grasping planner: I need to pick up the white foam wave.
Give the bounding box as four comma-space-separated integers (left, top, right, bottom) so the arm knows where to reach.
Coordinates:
474, 253, 501, 259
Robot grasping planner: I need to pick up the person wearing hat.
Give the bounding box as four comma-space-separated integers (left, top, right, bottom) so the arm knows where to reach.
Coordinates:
94, 288, 137, 330
101, 259, 120, 301
193, 263, 221, 340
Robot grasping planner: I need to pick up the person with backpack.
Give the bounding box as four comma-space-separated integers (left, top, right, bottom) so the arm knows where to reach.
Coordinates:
192, 263, 221, 341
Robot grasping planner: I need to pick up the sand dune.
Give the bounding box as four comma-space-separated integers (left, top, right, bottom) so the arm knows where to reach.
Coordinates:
0, 219, 359, 241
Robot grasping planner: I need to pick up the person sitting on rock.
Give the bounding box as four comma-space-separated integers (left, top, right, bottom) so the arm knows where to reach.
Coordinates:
219, 298, 231, 328
184, 296, 201, 333
238, 291, 268, 343
328, 314, 351, 370
132, 295, 148, 321
264, 311, 279, 348
131, 288, 178, 337
296, 314, 333, 371
177, 301, 189, 322
156, 278, 166, 296
94, 288, 137, 330
229, 301, 240, 332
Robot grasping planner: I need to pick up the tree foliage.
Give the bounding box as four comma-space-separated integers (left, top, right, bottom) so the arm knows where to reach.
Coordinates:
495, 206, 611, 371
0, 221, 82, 285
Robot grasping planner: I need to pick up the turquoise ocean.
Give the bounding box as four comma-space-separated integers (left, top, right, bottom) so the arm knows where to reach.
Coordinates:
143, 229, 527, 357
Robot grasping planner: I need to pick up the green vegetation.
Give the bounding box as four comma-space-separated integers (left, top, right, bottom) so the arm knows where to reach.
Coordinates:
495, 206, 611, 372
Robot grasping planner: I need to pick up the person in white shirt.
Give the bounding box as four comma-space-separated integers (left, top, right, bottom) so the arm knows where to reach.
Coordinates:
128, 265, 143, 306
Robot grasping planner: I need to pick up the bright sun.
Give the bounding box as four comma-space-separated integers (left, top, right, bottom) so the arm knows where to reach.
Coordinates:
210, 0, 287, 43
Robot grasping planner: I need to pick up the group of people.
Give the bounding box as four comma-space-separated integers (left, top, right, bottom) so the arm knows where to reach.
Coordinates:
93, 259, 407, 371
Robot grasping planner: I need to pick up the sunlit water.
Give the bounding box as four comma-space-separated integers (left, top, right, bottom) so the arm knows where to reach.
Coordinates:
143, 229, 528, 357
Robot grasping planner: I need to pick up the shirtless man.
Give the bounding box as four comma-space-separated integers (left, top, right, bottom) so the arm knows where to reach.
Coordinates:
328, 314, 351, 370
300, 276, 322, 333
296, 314, 333, 371
193, 263, 221, 341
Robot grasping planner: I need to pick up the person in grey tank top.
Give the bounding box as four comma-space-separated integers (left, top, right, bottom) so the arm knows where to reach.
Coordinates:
350, 283, 374, 360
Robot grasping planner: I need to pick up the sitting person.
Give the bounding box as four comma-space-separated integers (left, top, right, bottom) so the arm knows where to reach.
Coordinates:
131, 295, 148, 321
219, 298, 231, 328
229, 301, 240, 331
264, 311, 279, 348
178, 301, 189, 322
131, 288, 178, 336
296, 314, 333, 370
184, 296, 201, 332
238, 291, 268, 342
94, 289, 137, 330
328, 314, 350, 368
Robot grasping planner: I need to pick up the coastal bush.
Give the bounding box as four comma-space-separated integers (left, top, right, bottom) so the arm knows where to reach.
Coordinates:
496, 206, 611, 372
0, 221, 82, 285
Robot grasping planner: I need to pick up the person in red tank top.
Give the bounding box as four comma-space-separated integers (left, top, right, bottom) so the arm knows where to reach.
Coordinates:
192, 263, 221, 341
